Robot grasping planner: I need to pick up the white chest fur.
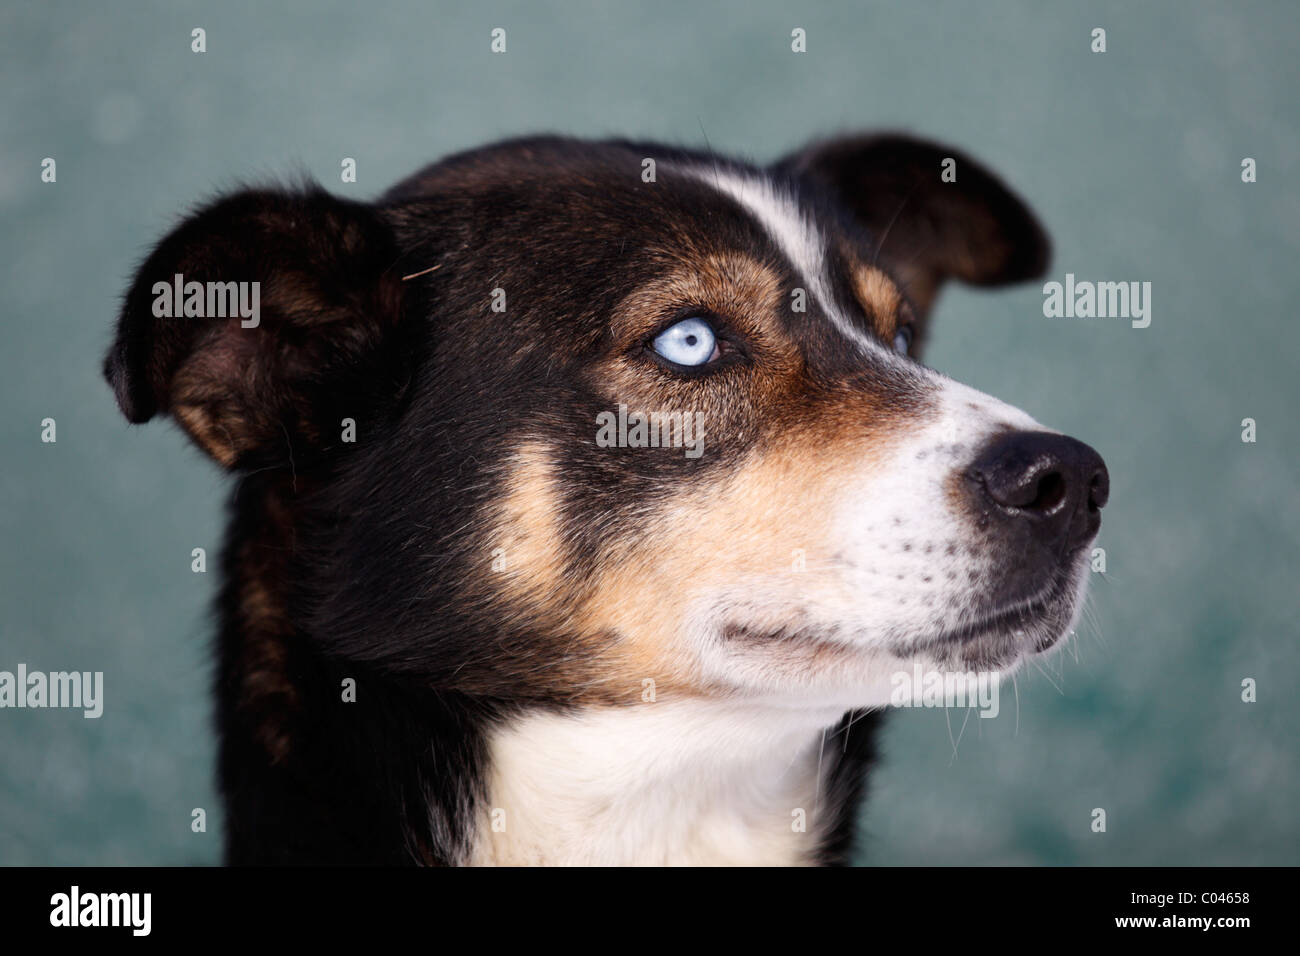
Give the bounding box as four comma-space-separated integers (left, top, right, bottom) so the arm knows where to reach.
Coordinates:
468, 699, 848, 866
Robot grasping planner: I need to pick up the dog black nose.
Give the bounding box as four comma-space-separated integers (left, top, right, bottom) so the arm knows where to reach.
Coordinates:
967, 431, 1109, 549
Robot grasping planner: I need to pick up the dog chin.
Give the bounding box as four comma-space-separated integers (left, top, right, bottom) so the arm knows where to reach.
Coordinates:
889, 556, 1092, 675
938, 572, 1088, 672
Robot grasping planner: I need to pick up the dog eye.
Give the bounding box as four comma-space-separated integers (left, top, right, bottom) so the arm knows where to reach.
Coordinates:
892, 325, 914, 355
651, 317, 720, 367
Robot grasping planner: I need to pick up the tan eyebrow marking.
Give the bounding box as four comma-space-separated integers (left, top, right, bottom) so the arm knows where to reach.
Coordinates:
847, 263, 904, 337
610, 252, 786, 344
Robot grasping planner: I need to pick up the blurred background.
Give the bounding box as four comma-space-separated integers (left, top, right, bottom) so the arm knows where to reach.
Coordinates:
1, 0, 1297, 865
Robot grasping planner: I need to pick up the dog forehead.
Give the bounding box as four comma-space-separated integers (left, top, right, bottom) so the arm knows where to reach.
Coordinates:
396, 137, 818, 252
666, 162, 926, 378
393, 138, 915, 374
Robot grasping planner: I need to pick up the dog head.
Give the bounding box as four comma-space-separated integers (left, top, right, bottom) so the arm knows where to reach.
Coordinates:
105, 133, 1106, 713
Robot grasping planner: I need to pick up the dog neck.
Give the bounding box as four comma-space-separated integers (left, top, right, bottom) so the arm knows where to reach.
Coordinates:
467, 698, 849, 866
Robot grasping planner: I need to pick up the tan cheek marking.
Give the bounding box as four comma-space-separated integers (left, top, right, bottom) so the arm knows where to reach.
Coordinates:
574, 403, 921, 697
485, 442, 571, 614
849, 264, 903, 338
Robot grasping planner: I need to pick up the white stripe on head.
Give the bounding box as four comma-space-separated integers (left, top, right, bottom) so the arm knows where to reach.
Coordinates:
684, 164, 887, 359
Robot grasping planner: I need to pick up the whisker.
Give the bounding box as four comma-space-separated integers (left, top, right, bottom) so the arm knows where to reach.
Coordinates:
949, 706, 973, 764
1012, 671, 1021, 736
1030, 657, 1065, 696
871, 183, 923, 268
697, 116, 723, 193
813, 726, 828, 819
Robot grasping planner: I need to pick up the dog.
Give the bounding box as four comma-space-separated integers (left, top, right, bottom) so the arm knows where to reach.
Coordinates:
104, 132, 1108, 865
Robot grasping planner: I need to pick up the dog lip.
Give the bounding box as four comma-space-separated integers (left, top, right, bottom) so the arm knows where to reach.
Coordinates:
965, 590, 1064, 641
899, 566, 1081, 660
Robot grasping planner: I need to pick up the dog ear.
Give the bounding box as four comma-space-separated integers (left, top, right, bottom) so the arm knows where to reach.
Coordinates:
775, 133, 1050, 318
104, 187, 411, 469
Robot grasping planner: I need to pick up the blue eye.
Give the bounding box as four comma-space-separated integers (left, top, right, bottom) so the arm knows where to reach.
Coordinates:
893, 325, 913, 355
651, 316, 719, 367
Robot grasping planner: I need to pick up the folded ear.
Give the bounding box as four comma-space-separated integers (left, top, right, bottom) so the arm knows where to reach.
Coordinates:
775, 133, 1050, 317
104, 187, 410, 469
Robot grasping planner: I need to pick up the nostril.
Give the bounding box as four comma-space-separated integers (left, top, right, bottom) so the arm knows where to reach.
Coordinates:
1088, 467, 1110, 511
976, 462, 1067, 514
1030, 470, 1067, 513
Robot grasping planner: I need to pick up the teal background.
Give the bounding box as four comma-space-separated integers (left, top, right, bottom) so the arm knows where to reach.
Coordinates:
1, 0, 1297, 865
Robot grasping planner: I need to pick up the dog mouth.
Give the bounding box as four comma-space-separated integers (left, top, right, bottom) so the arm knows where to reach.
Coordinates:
896, 561, 1087, 670
713, 545, 1093, 679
